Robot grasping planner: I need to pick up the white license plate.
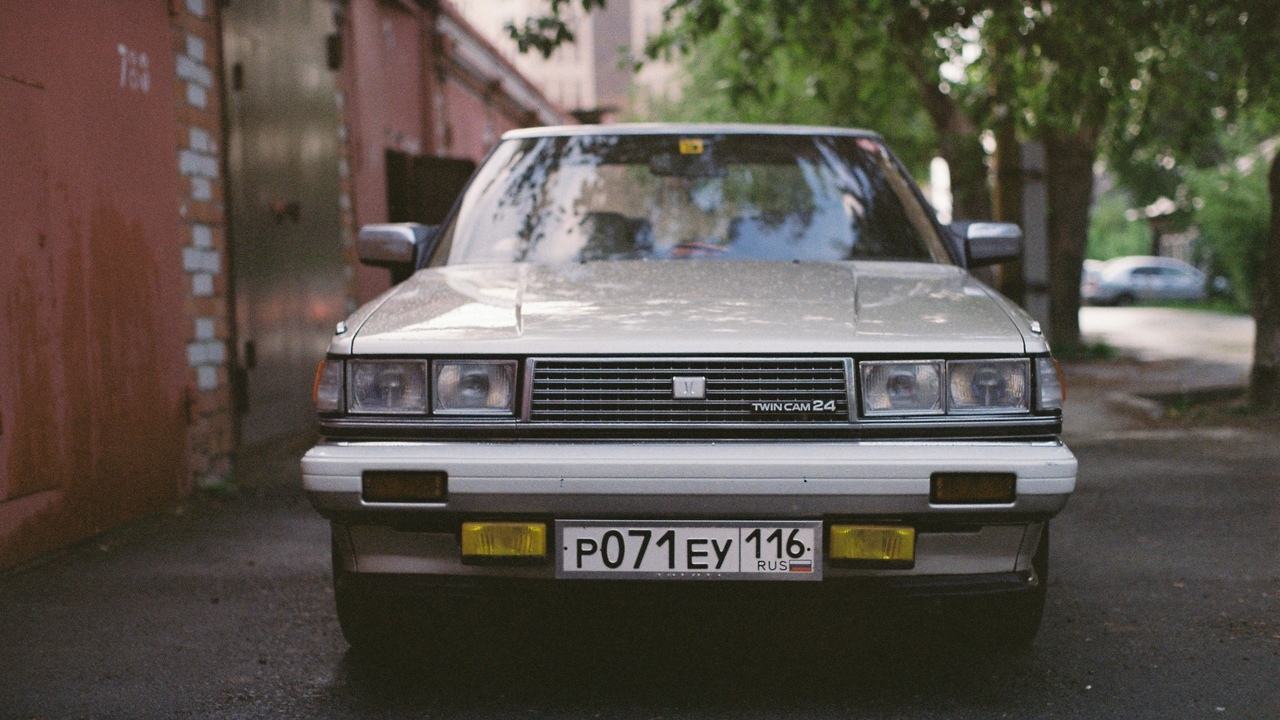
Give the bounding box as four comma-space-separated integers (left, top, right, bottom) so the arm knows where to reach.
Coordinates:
556, 521, 822, 580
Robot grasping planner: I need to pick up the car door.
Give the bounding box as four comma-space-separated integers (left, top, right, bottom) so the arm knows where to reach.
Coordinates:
1162, 267, 1202, 300
1128, 266, 1160, 301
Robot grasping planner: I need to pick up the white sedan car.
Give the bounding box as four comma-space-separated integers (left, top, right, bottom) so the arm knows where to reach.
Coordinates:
303, 124, 1076, 650
1082, 255, 1208, 306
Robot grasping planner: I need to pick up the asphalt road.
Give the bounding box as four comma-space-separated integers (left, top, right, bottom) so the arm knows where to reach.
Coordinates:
1, 424, 1277, 719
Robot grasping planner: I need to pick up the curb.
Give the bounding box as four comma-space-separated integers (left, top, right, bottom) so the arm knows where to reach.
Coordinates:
1104, 392, 1165, 422
1103, 385, 1249, 423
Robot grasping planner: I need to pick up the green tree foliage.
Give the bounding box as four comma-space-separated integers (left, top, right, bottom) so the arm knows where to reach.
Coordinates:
1226, 3, 1280, 406
643, 10, 937, 175
511, 1, 1280, 385
1181, 115, 1274, 311
961, 2, 1186, 349
1086, 190, 1150, 262
1101, 3, 1280, 404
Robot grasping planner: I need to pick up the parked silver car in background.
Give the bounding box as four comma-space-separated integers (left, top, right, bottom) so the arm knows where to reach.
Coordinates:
1082, 255, 1207, 306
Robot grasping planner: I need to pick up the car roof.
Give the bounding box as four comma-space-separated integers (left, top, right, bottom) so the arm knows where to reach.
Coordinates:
502, 122, 885, 141
1100, 256, 1202, 273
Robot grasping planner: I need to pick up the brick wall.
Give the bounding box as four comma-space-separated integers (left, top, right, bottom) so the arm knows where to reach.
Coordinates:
171, 0, 234, 488
336, 90, 361, 316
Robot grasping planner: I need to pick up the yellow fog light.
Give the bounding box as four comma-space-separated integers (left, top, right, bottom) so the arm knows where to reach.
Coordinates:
829, 525, 915, 568
461, 522, 547, 564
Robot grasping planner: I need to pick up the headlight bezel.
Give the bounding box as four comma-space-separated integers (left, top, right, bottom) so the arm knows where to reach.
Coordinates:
322, 355, 1057, 424
320, 357, 523, 419
859, 357, 1047, 418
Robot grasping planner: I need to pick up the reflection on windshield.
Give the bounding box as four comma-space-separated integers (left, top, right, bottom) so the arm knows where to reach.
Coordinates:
441, 134, 949, 265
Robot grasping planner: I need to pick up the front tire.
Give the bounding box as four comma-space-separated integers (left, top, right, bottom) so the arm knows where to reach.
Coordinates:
332, 534, 400, 652
945, 524, 1049, 650
983, 523, 1049, 648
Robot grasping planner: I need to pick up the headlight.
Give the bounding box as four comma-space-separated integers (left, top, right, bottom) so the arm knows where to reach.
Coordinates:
947, 359, 1029, 413
433, 360, 516, 415
313, 358, 343, 413
860, 360, 944, 415
349, 360, 428, 414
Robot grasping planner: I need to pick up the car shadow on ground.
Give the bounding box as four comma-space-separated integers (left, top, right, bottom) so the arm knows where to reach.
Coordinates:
321, 602, 1040, 717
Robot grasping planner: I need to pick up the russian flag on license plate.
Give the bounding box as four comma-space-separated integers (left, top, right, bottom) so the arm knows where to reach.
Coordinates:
789, 560, 813, 572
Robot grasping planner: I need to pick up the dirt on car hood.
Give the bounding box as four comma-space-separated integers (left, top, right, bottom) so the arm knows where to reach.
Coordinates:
344, 260, 1036, 356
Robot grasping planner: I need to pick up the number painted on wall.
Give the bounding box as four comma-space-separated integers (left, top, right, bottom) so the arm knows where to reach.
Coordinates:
117, 44, 150, 93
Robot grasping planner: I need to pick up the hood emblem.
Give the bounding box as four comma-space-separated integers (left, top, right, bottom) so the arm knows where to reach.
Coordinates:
672, 376, 706, 399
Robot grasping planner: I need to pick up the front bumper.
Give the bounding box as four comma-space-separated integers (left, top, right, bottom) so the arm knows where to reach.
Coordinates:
304, 439, 1075, 586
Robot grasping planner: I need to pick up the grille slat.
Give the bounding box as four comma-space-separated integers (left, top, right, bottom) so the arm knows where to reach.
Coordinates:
529, 358, 850, 424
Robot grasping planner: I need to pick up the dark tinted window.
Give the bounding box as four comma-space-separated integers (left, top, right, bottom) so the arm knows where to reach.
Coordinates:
438, 134, 949, 265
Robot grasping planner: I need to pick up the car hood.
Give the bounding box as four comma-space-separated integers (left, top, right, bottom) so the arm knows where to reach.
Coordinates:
345, 260, 1034, 355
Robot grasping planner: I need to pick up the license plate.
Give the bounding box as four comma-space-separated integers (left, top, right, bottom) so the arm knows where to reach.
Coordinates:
556, 521, 822, 580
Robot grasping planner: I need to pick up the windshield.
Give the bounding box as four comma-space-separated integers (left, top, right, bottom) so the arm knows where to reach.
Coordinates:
436, 133, 951, 265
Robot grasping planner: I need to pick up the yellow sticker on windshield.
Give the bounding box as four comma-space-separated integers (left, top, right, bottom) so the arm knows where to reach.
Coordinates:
678, 138, 704, 154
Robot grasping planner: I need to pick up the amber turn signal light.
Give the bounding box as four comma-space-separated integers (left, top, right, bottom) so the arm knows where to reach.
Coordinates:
930, 472, 1016, 504
361, 470, 447, 503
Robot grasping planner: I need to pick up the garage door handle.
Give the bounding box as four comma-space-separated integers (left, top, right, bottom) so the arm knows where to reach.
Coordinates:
269, 199, 301, 223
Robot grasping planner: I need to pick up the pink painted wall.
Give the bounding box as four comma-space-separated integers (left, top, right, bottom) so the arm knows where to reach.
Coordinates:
343, 0, 425, 303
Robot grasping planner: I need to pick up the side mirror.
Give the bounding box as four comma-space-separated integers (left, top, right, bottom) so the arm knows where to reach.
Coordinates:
952, 221, 1023, 267
357, 223, 438, 283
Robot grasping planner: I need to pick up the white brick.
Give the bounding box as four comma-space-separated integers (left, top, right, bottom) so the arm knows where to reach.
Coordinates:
191, 176, 212, 202
195, 317, 216, 340
185, 0, 205, 18
183, 247, 221, 274
176, 55, 213, 88
189, 127, 211, 153
192, 273, 214, 297
179, 149, 219, 178
196, 365, 219, 391
187, 83, 208, 108
192, 223, 212, 248
187, 340, 226, 367
185, 34, 206, 63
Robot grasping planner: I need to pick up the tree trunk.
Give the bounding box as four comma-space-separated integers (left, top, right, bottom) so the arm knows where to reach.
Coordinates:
1043, 126, 1098, 351
910, 76, 991, 221
993, 114, 1025, 303
890, 10, 991, 222
1250, 154, 1280, 407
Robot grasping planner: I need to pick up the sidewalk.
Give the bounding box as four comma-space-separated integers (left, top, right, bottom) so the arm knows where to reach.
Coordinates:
1061, 307, 1267, 444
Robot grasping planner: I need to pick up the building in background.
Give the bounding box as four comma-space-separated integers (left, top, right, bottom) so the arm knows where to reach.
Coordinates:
0, 0, 566, 569
450, 0, 679, 121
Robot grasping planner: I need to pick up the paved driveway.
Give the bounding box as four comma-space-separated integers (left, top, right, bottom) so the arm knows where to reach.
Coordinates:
2, 429, 1277, 718
1079, 307, 1254, 388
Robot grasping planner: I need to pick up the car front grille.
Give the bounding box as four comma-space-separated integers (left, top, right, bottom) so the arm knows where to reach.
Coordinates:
528, 358, 852, 424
